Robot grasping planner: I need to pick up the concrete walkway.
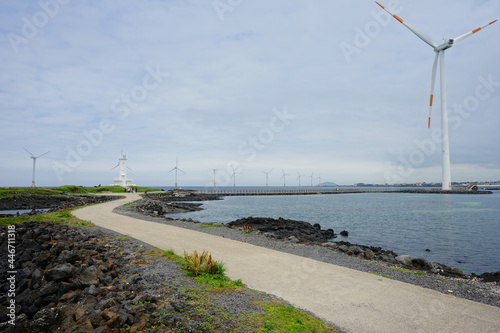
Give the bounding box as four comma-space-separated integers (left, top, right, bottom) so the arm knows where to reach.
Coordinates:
73, 194, 500, 333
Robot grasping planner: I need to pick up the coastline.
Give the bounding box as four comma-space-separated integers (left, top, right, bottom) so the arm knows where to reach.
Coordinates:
116, 195, 500, 308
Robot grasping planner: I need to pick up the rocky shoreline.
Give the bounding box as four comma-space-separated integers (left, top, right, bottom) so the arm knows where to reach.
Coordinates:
119, 193, 500, 307
0, 195, 120, 217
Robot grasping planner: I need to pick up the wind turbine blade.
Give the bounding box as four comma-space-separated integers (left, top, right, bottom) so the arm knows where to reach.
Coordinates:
428, 52, 440, 128
36, 151, 50, 158
452, 19, 497, 45
23, 148, 34, 156
375, 2, 436, 48
178, 168, 185, 173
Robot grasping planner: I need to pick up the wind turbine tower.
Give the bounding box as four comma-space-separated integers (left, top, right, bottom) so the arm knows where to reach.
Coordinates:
297, 172, 304, 187
376, 2, 497, 190
112, 152, 134, 187
281, 169, 290, 187
261, 169, 272, 187
169, 157, 184, 188
24, 148, 49, 187
212, 169, 217, 187
230, 166, 241, 187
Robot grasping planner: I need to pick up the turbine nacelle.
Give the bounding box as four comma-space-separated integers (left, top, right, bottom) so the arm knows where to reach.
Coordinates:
435, 39, 454, 51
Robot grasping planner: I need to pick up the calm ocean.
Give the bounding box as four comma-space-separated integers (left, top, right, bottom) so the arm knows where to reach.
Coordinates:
161, 187, 500, 275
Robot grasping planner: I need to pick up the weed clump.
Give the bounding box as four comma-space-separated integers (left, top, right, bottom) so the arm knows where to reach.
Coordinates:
182, 250, 225, 277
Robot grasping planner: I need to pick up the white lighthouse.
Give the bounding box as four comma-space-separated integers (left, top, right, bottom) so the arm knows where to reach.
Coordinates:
111, 153, 135, 187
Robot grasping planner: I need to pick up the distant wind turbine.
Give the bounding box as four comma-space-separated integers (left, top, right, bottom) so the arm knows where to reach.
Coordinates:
376, 2, 497, 190
297, 172, 304, 187
309, 173, 314, 187
169, 157, 184, 188
24, 148, 49, 187
261, 169, 272, 187
281, 169, 290, 187
230, 166, 241, 187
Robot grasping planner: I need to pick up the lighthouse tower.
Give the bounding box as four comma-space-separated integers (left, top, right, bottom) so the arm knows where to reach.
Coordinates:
112, 153, 134, 187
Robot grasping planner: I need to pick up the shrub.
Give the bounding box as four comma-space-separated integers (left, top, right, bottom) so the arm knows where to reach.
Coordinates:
182, 250, 225, 277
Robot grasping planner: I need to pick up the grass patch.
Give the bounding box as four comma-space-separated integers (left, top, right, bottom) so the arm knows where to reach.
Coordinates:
200, 223, 222, 228
0, 208, 93, 227
388, 267, 426, 276
370, 272, 393, 279
0, 187, 62, 199
182, 250, 226, 277
243, 300, 337, 333
147, 248, 184, 265
114, 234, 131, 241
0, 185, 161, 198
193, 273, 244, 291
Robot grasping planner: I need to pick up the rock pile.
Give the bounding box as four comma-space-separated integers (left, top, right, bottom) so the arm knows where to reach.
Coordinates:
323, 241, 500, 280
0, 221, 227, 332
227, 217, 335, 243
144, 191, 222, 202
132, 199, 204, 217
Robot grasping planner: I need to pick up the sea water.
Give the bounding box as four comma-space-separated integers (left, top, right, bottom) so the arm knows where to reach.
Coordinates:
163, 187, 500, 275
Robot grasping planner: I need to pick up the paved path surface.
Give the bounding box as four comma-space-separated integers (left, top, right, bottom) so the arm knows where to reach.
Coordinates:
73, 194, 500, 333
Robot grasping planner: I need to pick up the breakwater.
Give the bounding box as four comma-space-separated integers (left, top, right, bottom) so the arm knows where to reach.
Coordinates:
194, 188, 492, 196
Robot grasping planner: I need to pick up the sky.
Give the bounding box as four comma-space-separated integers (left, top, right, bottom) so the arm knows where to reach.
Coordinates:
0, 0, 499, 187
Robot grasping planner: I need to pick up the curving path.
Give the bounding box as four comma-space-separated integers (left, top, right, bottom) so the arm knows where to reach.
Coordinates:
73, 194, 500, 333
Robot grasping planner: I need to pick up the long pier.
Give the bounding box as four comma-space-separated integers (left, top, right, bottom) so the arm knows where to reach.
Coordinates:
193, 188, 492, 196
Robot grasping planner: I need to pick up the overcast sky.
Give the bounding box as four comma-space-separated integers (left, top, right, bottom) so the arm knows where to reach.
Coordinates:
1, 0, 499, 187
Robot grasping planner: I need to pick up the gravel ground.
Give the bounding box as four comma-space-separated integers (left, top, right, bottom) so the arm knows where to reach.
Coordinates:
84, 225, 291, 332
114, 204, 500, 308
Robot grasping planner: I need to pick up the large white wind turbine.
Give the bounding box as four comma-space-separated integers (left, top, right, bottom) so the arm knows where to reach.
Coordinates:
376, 2, 497, 190
24, 148, 49, 187
169, 157, 185, 188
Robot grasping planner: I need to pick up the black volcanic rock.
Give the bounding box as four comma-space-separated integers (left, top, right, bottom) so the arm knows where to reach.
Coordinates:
227, 217, 336, 243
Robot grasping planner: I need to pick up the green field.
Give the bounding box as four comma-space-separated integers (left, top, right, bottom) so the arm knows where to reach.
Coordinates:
0, 185, 160, 199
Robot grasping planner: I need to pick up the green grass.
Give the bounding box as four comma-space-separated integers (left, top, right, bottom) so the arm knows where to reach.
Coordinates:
50, 185, 161, 194
200, 223, 223, 228
0, 208, 93, 227
388, 267, 426, 276
244, 301, 338, 332
370, 272, 393, 279
114, 234, 131, 241
0, 187, 62, 199
0, 185, 161, 198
